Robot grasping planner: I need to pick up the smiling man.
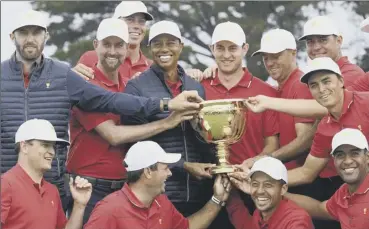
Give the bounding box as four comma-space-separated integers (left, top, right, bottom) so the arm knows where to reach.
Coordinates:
227, 157, 314, 229
285, 128, 369, 229
122, 20, 215, 217
201, 22, 280, 226
75, 1, 153, 82
299, 16, 366, 88
1, 119, 92, 229
248, 28, 315, 175
85, 141, 231, 229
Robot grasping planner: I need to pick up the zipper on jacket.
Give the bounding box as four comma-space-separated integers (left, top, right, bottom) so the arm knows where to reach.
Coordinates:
182, 122, 190, 202
21, 68, 29, 121
162, 75, 190, 202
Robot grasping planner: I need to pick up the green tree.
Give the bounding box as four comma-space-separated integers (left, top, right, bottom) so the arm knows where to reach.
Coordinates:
32, 1, 366, 80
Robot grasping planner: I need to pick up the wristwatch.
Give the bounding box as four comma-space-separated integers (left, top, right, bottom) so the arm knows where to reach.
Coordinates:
162, 98, 170, 112
211, 195, 226, 207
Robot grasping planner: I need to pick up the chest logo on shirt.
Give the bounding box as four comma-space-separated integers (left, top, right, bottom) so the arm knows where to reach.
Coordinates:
159, 218, 162, 224
51, 200, 54, 207
364, 208, 367, 215
46, 82, 50, 88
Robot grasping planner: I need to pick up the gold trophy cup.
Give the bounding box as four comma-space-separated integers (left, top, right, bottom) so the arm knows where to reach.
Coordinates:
191, 99, 247, 174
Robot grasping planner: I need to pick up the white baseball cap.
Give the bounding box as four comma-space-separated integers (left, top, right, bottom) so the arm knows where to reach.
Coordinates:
360, 17, 369, 33
211, 21, 246, 46
113, 1, 153, 21
12, 10, 48, 33
148, 20, 182, 43
331, 128, 368, 155
248, 157, 288, 184
299, 16, 341, 40
300, 57, 342, 84
15, 119, 69, 144
124, 141, 181, 171
252, 29, 296, 57
96, 18, 129, 43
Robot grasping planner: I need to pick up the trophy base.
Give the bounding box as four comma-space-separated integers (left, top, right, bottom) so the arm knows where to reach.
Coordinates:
210, 165, 235, 174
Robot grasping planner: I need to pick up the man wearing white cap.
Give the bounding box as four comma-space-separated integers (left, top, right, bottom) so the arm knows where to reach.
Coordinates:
284, 128, 369, 229
245, 57, 369, 228
123, 20, 216, 217
1, 119, 92, 229
227, 157, 314, 229
245, 15, 369, 121
66, 18, 196, 224
74, 1, 203, 83
248, 29, 315, 177
299, 16, 366, 88
1, 9, 204, 212
85, 141, 231, 229
75, 1, 154, 82
200, 21, 280, 228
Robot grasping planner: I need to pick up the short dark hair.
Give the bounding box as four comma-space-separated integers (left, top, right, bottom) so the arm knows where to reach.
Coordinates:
15, 140, 34, 154
125, 162, 158, 184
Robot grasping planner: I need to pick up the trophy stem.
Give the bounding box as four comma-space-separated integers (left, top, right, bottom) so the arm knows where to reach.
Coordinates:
216, 141, 229, 166
210, 142, 235, 174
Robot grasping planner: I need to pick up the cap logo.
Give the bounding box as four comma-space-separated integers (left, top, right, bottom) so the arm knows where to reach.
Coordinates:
25, 11, 39, 20
110, 21, 123, 30
311, 19, 321, 28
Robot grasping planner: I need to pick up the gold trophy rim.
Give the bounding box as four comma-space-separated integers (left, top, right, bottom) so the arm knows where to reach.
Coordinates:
194, 98, 247, 175
200, 98, 245, 105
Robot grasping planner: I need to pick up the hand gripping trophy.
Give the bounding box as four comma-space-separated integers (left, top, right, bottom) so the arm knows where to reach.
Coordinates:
191, 99, 247, 174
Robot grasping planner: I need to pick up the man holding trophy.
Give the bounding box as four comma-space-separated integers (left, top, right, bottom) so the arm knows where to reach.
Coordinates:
191, 21, 280, 228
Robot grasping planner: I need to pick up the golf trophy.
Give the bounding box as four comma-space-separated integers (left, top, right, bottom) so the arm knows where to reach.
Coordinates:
191, 99, 247, 174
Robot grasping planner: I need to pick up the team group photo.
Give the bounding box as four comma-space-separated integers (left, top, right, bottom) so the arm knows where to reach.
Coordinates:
1, 1, 369, 229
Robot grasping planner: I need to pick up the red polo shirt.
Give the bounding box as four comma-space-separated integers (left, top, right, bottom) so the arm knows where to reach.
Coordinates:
278, 68, 315, 169
202, 69, 279, 164
348, 72, 369, 92
78, 50, 152, 84
1, 164, 67, 229
227, 191, 314, 229
310, 90, 369, 178
85, 183, 189, 229
165, 79, 182, 97
326, 173, 369, 229
66, 66, 127, 179
337, 56, 366, 88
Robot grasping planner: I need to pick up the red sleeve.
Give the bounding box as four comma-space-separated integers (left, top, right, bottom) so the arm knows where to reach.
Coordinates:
226, 191, 254, 229
71, 107, 113, 131
309, 124, 332, 158
1, 177, 12, 224
78, 50, 98, 68
55, 192, 67, 229
292, 82, 315, 124
325, 189, 341, 221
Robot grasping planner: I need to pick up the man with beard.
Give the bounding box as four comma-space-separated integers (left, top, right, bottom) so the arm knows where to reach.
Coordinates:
244, 16, 369, 122
66, 18, 196, 224
1, 119, 92, 229
227, 157, 314, 229
0, 9, 204, 212
122, 20, 216, 218
85, 141, 231, 229
236, 57, 369, 229
73, 1, 203, 82
284, 128, 369, 229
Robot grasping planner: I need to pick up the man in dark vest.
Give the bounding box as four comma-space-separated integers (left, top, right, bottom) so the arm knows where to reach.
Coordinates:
0, 10, 203, 211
